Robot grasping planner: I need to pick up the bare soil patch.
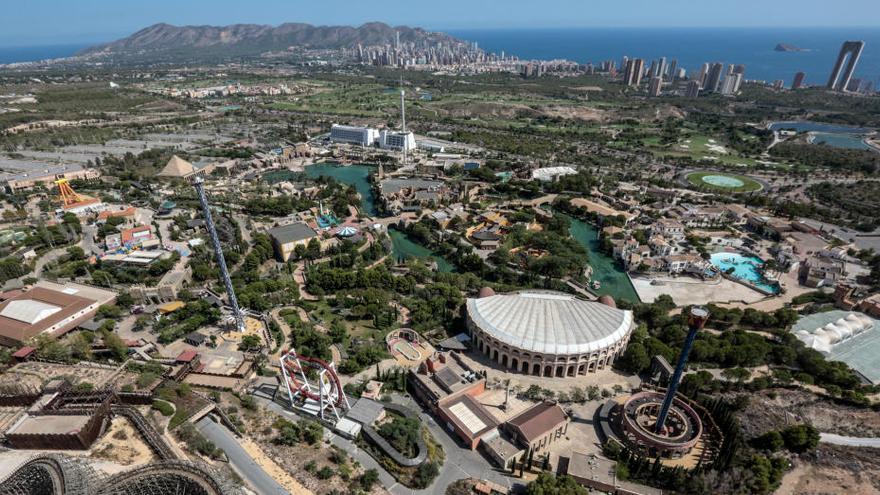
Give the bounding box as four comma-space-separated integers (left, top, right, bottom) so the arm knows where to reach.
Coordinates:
90, 417, 155, 467
540, 105, 607, 122
735, 388, 880, 438
776, 444, 880, 495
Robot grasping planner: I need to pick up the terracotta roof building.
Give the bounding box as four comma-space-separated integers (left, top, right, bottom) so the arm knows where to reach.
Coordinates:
176, 350, 199, 363
504, 401, 569, 453
97, 207, 136, 222
0, 282, 116, 347
120, 225, 153, 247
438, 393, 499, 450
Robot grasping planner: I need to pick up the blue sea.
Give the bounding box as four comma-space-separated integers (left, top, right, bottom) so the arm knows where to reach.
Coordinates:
448, 27, 880, 87
0, 43, 91, 64
4, 28, 880, 87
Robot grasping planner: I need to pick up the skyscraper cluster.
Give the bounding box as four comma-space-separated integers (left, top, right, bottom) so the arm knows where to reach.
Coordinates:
518, 60, 582, 78
623, 58, 645, 87
648, 76, 662, 97
690, 62, 744, 95
350, 33, 502, 68
719, 64, 745, 95
622, 56, 683, 90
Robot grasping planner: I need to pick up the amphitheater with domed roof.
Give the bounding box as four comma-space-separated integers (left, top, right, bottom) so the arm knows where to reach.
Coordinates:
465, 289, 635, 377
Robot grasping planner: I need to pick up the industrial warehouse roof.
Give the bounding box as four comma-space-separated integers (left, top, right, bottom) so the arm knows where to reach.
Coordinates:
466, 291, 633, 355
267, 222, 318, 245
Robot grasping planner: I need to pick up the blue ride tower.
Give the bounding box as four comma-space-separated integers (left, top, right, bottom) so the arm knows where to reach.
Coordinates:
654, 306, 709, 434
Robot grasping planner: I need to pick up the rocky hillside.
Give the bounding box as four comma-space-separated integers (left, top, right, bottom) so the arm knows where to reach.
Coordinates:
78, 21, 463, 60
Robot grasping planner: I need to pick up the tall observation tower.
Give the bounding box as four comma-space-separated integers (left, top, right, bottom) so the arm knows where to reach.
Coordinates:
191, 175, 245, 331
615, 306, 712, 459
654, 306, 709, 433
399, 88, 407, 165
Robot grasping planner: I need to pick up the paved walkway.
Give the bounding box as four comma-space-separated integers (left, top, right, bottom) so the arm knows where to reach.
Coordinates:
255, 394, 521, 495
820, 432, 880, 448
292, 262, 319, 301
196, 417, 289, 495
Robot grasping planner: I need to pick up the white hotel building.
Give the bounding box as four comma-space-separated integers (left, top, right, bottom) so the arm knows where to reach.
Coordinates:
379, 129, 416, 152
329, 124, 380, 147
329, 124, 415, 152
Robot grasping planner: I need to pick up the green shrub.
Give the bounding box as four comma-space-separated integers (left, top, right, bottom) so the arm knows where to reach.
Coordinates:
412, 461, 439, 489
751, 431, 784, 452
152, 400, 174, 417
359, 469, 379, 491
781, 424, 820, 453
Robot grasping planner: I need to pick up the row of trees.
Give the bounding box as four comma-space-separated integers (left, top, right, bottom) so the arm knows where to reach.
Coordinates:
771, 142, 880, 175
0, 257, 30, 283
616, 296, 864, 395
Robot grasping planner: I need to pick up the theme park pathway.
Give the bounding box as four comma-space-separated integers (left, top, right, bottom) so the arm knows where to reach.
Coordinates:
268, 306, 298, 359
292, 262, 319, 301
389, 301, 410, 325
819, 432, 880, 448
197, 417, 300, 495
15, 245, 69, 284
256, 395, 517, 495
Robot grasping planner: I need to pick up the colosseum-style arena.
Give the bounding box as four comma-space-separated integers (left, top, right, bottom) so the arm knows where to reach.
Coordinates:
465, 289, 634, 377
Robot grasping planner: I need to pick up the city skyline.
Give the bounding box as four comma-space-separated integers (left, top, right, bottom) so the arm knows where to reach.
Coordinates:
1, 0, 880, 46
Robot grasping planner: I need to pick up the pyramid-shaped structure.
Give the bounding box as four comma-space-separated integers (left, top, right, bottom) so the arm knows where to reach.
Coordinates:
158, 155, 195, 177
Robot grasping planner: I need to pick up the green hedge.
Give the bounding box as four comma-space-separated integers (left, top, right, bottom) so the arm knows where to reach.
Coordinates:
152, 399, 174, 416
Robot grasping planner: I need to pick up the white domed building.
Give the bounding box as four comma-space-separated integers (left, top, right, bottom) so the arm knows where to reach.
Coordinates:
466, 290, 635, 377
794, 313, 874, 354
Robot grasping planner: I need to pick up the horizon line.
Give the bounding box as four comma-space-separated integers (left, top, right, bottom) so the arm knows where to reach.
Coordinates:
2, 24, 879, 48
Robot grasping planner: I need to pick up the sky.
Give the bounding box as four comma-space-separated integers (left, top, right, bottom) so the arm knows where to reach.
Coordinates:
2, 0, 879, 46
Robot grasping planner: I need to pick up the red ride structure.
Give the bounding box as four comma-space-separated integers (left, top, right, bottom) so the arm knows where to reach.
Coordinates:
279, 348, 351, 422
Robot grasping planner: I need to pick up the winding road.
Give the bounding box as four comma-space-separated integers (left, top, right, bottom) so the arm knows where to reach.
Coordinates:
820, 432, 880, 448
255, 394, 518, 495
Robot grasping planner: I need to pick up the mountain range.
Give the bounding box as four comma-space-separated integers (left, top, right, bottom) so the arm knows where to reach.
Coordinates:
78, 22, 465, 61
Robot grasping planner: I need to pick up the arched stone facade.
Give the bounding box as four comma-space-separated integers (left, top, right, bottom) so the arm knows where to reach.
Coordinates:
467, 320, 632, 377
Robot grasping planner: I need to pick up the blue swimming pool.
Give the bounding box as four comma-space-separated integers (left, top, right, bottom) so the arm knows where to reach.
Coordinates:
710, 252, 780, 294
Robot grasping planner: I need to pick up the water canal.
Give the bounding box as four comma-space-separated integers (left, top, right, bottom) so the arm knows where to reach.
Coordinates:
304, 162, 454, 270
302, 163, 633, 288
563, 214, 641, 303
304, 163, 379, 217
388, 229, 456, 273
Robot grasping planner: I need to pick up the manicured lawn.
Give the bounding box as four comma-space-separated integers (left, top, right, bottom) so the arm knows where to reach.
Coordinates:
686, 171, 763, 192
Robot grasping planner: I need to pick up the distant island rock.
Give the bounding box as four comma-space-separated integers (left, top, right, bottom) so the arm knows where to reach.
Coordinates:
775, 43, 808, 52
